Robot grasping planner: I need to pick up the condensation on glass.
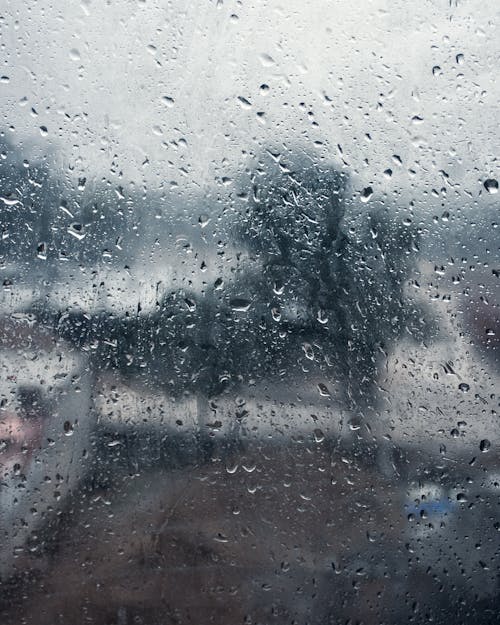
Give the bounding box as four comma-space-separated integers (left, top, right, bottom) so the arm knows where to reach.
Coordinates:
0, 1, 498, 624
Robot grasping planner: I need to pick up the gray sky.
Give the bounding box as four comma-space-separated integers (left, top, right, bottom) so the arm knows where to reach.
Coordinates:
1, 0, 498, 203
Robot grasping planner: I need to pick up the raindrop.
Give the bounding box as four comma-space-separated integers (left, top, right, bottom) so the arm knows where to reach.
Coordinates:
317, 383, 331, 397
259, 53, 275, 67
226, 461, 238, 474
313, 428, 325, 443
230, 298, 252, 312
69, 48, 81, 61
68, 223, 86, 240
479, 439, 491, 452
456, 53, 464, 64
198, 214, 210, 228
361, 187, 373, 202
162, 96, 175, 108
458, 382, 470, 393
237, 96, 252, 109
39, 126, 48, 137
36, 242, 47, 260
483, 178, 498, 194
302, 343, 314, 360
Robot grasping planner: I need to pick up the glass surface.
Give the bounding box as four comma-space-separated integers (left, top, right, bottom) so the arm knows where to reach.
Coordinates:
0, 1, 498, 623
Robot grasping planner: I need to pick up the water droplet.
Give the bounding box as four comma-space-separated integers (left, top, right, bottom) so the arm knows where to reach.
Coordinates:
456, 53, 465, 64
237, 96, 252, 109
313, 428, 325, 443
432, 65, 442, 76
271, 307, 281, 322
198, 214, 210, 228
39, 126, 48, 137
317, 383, 331, 397
69, 48, 81, 61
361, 187, 373, 202
230, 298, 252, 312
484, 178, 498, 194
302, 343, 314, 360
458, 382, 470, 393
226, 461, 239, 474
162, 96, 175, 108
36, 242, 47, 260
0, 195, 22, 207
68, 223, 86, 240
259, 53, 275, 67
479, 439, 491, 452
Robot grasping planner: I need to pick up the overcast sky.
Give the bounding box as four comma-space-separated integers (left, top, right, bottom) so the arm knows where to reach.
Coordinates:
1, 0, 498, 204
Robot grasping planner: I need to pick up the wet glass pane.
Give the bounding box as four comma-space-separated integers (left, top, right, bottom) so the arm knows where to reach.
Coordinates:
0, 1, 499, 623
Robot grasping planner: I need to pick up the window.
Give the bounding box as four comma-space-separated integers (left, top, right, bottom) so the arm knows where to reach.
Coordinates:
0, 2, 498, 623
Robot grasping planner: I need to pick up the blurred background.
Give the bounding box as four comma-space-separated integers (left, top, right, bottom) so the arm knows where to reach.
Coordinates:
0, 1, 498, 623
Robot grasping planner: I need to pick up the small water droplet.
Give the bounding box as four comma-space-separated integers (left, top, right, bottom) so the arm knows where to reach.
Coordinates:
69, 48, 81, 61
36, 242, 47, 260
39, 126, 48, 137
456, 53, 465, 64
302, 343, 314, 360
226, 461, 239, 474
317, 383, 331, 397
230, 298, 252, 312
313, 428, 325, 443
237, 96, 252, 109
68, 223, 86, 240
162, 96, 175, 108
432, 65, 442, 76
479, 439, 491, 452
484, 178, 498, 194
361, 187, 373, 202
259, 53, 275, 67
198, 214, 210, 228
458, 382, 470, 393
